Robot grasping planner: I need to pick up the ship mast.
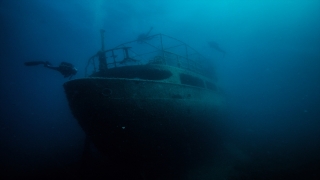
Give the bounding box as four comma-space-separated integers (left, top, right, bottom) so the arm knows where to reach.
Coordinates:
98, 29, 107, 71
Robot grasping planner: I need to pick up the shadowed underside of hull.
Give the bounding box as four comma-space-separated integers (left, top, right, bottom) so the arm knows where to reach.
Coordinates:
64, 77, 224, 177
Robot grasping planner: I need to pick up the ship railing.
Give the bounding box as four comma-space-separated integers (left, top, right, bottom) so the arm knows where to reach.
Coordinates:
85, 33, 210, 77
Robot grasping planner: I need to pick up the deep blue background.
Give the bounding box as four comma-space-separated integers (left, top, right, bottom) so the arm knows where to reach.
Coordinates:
1, 0, 320, 179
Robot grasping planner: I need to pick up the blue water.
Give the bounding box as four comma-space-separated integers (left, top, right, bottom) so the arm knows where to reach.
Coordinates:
1, 0, 319, 179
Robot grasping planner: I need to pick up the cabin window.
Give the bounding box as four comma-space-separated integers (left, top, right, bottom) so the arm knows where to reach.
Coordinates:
180, 74, 205, 88
206, 81, 216, 91
96, 66, 172, 80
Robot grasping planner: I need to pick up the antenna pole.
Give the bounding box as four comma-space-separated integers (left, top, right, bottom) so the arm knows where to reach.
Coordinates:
99, 29, 107, 71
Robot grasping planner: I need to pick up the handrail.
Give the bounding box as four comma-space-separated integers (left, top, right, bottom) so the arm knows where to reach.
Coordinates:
85, 33, 211, 77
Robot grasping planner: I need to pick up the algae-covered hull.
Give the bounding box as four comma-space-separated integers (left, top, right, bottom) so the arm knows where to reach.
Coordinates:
64, 77, 224, 164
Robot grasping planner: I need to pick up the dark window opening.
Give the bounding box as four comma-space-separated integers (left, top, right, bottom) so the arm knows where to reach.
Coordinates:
92, 66, 172, 80
180, 74, 205, 88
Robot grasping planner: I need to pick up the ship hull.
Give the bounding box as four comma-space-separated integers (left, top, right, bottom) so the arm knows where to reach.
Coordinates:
64, 77, 224, 176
